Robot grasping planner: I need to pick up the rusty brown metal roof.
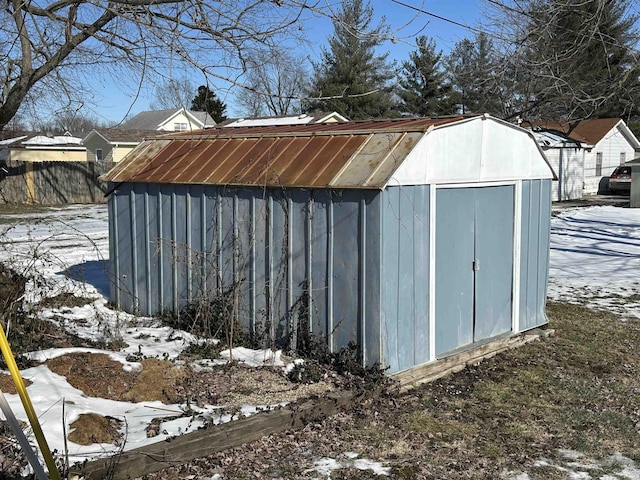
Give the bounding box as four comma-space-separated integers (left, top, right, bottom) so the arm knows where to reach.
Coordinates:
101, 116, 474, 188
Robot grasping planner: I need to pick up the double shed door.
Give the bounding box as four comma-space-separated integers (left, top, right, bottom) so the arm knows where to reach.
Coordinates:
435, 185, 515, 356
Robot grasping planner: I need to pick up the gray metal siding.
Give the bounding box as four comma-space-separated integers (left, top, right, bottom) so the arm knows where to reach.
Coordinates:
380, 185, 430, 374
109, 183, 382, 358
519, 179, 552, 330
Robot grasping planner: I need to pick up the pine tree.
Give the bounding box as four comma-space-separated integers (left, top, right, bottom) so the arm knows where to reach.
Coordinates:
502, 0, 640, 119
446, 32, 503, 116
304, 0, 396, 119
398, 36, 456, 116
191, 86, 228, 123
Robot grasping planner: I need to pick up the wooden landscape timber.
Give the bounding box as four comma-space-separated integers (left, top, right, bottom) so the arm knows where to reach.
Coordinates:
392, 328, 555, 392
70, 328, 553, 480
71, 391, 354, 480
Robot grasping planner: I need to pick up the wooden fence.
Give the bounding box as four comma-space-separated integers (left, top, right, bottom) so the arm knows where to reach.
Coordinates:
0, 160, 115, 204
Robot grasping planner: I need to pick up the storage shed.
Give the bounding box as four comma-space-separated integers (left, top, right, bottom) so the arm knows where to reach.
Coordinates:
102, 115, 555, 374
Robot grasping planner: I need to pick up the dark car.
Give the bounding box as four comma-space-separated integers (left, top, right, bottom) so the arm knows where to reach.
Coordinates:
609, 165, 632, 193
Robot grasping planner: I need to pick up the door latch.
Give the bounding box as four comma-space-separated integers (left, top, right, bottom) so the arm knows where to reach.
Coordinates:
472, 259, 480, 271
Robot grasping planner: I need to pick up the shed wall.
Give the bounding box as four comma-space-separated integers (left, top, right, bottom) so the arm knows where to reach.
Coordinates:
109, 183, 382, 361
519, 179, 552, 330
380, 185, 430, 373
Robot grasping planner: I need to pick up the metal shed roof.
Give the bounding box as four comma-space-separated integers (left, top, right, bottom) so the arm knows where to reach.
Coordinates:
101, 116, 474, 189
102, 114, 554, 188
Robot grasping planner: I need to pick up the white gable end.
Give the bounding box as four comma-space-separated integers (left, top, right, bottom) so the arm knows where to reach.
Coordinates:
388, 116, 554, 186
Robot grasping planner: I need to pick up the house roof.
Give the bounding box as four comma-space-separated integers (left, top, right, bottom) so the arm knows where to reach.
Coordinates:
119, 108, 215, 130
525, 118, 635, 146
83, 129, 161, 144
102, 114, 553, 188
533, 130, 582, 148
1, 134, 85, 149
217, 112, 349, 127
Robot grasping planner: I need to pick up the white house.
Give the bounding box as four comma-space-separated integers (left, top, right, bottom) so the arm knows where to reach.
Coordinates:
528, 118, 640, 195
119, 108, 216, 132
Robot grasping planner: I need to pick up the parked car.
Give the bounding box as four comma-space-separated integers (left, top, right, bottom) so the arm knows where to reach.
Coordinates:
609, 165, 632, 193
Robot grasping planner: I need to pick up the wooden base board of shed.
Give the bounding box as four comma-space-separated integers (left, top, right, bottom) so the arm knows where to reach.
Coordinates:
70, 329, 552, 480
392, 328, 555, 392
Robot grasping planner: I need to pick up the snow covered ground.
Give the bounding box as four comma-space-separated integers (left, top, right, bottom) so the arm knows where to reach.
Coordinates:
548, 205, 640, 319
0, 205, 294, 469
1, 202, 640, 479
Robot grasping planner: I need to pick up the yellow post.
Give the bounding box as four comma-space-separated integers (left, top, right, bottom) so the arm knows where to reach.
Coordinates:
0, 323, 61, 480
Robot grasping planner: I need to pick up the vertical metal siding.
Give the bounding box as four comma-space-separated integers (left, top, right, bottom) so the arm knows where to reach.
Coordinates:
411, 186, 430, 367
109, 183, 383, 361
434, 188, 475, 356
289, 190, 309, 350
519, 179, 551, 330
381, 185, 430, 373
115, 185, 133, 311
381, 188, 400, 371
160, 187, 174, 311
331, 192, 360, 351
364, 194, 382, 367
310, 191, 330, 340
236, 190, 253, 333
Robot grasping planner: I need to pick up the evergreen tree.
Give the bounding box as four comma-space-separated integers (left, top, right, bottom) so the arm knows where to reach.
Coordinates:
191, 86, 228, 123
398, 36, 456, 116
447, 32, 503, 116
304, 0, 396, 119
501, 0, 640, 119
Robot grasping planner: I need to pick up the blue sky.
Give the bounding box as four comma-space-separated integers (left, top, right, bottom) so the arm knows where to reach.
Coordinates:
91, 0, 482, 124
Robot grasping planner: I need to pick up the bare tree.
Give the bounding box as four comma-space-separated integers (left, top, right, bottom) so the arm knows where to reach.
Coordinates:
235, 49, 309, 117
0, 0, 307, 130
150, 78, 196, 110
484, 0, 640, 120
32, 110, 105, 134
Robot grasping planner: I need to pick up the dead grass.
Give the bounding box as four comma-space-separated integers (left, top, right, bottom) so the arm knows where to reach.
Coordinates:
141, 302, 640, 479
68, 413, 123, 445
124, 358, 187, 404
6, 297, 640, 479
38, 292, 96, 309
0, 372, 31, 394
47, 353, 137, 401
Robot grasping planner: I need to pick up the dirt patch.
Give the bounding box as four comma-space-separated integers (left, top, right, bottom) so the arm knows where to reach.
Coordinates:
0, 372, 32, 394
68, 413, 123, 446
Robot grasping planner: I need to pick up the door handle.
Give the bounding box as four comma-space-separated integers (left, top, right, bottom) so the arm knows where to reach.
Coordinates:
473, 259, 480, 271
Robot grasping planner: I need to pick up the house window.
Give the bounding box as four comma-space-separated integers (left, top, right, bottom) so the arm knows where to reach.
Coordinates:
620, 152, 626, 165
595, 152, 603, 176
95, 149, 103, 162
174, 122, 188, 132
